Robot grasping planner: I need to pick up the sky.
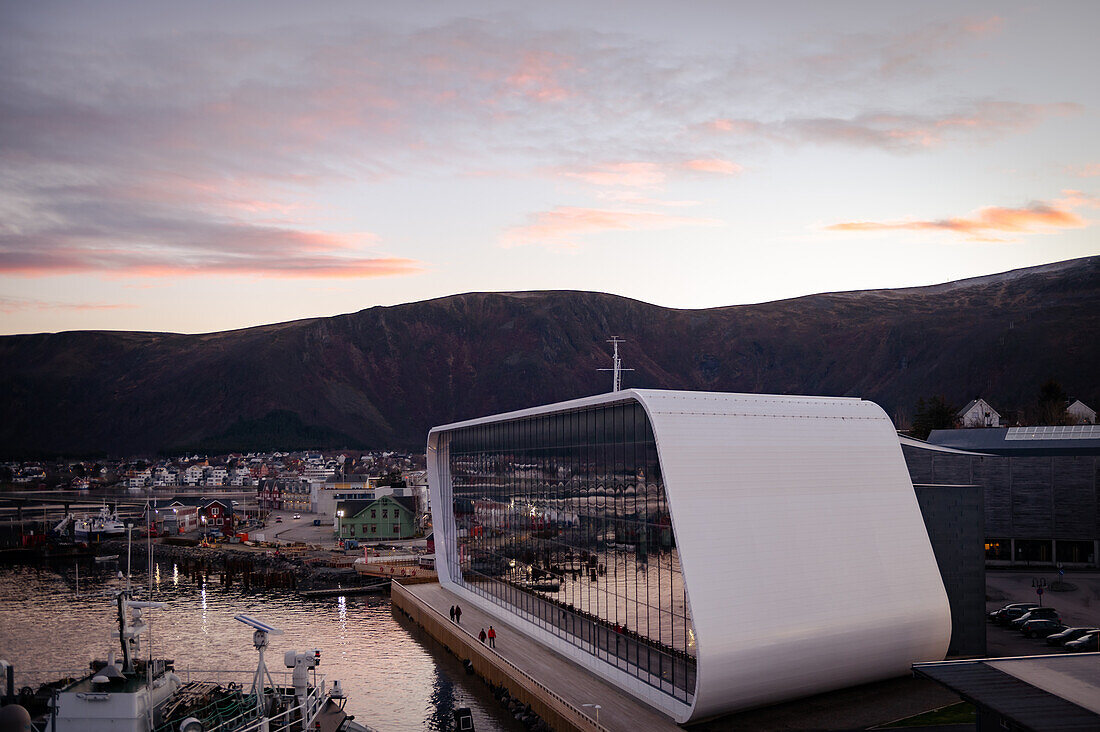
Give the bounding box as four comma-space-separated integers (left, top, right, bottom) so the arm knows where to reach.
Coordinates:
1, 0, 1098, 335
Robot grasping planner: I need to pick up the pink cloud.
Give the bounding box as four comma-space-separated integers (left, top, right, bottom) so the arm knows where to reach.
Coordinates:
701, 118, 761, 135
504, 51, 574, 102
502, 206, 721, 248
963, 16, 1005, 37
826, 191, 1094, 241
0, 219, 423, 279
560, 162, 666, 189
682, 158, 742, 175
0, 297, 136, 314
1065, 163, 1100, 178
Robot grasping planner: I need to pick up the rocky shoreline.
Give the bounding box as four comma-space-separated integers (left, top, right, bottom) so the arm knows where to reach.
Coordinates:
96, 539, 375, 593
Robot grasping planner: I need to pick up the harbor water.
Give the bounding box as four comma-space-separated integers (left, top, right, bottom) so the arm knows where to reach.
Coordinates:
0, 561, 524, 731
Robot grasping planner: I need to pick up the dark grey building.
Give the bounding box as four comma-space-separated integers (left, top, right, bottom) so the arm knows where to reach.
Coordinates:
913, 483, 986, 657
903, 430, 1100, 567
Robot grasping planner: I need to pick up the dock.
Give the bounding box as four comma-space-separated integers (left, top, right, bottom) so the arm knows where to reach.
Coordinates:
392, 581, 682, 732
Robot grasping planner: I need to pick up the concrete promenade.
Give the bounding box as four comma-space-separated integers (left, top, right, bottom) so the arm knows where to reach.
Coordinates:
393, 581, 682, 732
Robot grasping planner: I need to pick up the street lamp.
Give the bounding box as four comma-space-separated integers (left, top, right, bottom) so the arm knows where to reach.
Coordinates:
336, 510, 344, 541
581, 703, 601, 725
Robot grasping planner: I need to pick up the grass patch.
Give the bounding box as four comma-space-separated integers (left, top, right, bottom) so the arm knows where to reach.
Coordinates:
880, 701, 976, 728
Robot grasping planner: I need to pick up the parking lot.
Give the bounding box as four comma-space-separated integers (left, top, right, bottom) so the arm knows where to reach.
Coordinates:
985, 569, 1100, 657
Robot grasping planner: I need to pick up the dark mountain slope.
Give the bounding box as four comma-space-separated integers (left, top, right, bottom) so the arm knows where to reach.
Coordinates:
1, 257, 1096, 456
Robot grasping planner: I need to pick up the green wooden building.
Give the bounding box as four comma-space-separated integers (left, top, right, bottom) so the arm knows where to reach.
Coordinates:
337, 495, 418, 540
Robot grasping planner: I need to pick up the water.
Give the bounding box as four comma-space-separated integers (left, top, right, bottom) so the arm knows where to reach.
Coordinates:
0, 561, 523, 732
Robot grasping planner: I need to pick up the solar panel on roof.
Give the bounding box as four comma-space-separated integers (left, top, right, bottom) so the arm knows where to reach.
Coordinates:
1005, 424, 1100, 440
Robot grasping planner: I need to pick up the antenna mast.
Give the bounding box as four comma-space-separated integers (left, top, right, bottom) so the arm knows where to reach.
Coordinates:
598, 337, 634, 392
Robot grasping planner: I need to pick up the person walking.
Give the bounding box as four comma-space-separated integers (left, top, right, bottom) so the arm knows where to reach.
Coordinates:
449, 605, 455, 622
478, 628, 487, 644
487, 625, 496, 649
455, 605, 462, 624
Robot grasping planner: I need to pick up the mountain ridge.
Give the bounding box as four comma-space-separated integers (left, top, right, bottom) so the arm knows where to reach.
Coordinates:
1, 256, 1097, 456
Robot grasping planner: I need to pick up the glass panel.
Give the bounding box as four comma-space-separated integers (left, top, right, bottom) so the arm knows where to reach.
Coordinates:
446, 401, 697, 703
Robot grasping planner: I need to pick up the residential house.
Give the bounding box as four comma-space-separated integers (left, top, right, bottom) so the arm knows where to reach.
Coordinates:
956, 398, 1001, 428
336, 495, 418, 541
183, 465, 204, 486
1067, 399, 1097, 424
199, 499, 234, 535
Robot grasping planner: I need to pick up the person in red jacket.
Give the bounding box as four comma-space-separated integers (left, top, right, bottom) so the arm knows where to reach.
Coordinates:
487, 625, 496, 648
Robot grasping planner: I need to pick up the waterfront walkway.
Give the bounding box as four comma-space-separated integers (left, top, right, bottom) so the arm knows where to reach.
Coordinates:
396, 582, 682, 732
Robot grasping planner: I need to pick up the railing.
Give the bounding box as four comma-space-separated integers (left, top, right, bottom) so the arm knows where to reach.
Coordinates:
11, 667, 333, 732
394, 582, 610, 732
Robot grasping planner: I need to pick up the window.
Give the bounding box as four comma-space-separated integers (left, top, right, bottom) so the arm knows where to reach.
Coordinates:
446, 401, 697, 704
392, 524, 399, 533
371, 510, 376, 518
382, 509, 388, 518
985, 539, 1010, 561
370, 525, 377, 533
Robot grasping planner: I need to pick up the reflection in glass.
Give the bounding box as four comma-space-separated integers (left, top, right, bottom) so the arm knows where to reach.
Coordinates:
445, 400, 696, 702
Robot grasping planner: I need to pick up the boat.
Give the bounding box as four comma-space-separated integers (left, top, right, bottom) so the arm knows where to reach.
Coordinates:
0, 537, 373, 732
93, 554, 119, 563
73, 506, 128, 543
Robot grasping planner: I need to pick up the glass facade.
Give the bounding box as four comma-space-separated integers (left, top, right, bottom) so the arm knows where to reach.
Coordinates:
445, 399, 697, 703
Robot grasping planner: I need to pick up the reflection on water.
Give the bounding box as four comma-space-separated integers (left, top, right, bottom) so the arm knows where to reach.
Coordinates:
0, 562, 521, 732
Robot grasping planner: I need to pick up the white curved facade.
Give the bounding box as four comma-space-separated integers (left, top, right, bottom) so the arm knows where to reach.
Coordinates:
428, 389, 951, 723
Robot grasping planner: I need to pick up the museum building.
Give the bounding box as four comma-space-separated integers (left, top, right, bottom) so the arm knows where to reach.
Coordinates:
428, 389, 952, 723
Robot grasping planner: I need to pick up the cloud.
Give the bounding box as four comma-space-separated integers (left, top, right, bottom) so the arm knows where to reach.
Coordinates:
1065, 163, 1100, 178
702, 102, 1080, 152
0, 11, 1075, 281
556, 158, 740, 190
560, 162, 667, 189
502, 206, 721, 248
0, 191, 422, 278
0, 297, 136, 314
825, 191, 1095, 241
682, 158, 742, 175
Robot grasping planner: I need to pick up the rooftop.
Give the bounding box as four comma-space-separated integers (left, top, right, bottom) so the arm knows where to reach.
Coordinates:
926, 426, 1100, 456
914, 654, 1100, 731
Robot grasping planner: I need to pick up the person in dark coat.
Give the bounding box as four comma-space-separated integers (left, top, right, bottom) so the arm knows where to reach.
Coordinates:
478, 628, 487, 644
455, 605, 462, 624
449, 605, 455, 622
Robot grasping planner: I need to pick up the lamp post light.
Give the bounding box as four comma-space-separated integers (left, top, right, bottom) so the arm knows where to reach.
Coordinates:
336, 510, 344, 543
581, 703, 601, 725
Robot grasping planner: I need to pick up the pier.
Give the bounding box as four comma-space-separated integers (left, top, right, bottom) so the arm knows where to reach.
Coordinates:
392, 581, 681, 732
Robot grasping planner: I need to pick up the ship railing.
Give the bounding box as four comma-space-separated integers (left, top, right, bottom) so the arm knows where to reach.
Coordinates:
155, 669, 331, 732
5, 667, 89, 691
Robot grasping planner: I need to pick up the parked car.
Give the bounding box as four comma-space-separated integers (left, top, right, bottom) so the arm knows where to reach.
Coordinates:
1046, 627, 1099, 646
995, 604, 1042, 625
1010, 607, 1060, 629
988, 602, 1039, 622
1064, 631, 1100, 653
275, 516, 283, 523
1019, 619, 1066, 638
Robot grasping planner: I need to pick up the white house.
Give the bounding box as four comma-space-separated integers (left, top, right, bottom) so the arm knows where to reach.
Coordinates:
956, 398, 1001, 427
1067, 399, 1096, 424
